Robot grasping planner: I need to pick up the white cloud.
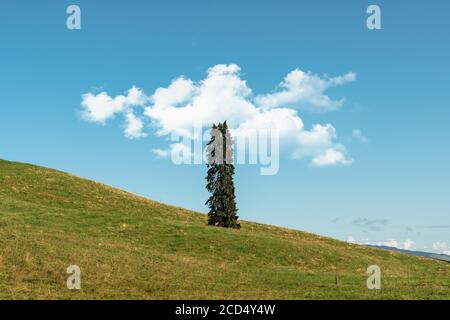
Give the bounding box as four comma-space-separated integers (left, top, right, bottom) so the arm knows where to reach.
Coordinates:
124, 111, 147, 139
311, 148, 353, 167
432, 241, 448, 251
360, 238, 371, 245
371, 239, 419, 251
444, 251, 450, 256
80, 64, 356, 166
81, 86, 147, 124
346, 236, 371, 245
145, 64, 257, 138
403, 239, 415, 250
151, 77, 196, 110
352, 129, 369, 143
376, 239, 417, 250
152, 148, 170, 158
255, 69, 356, 111
233, 108, 346, 162
378, 239, 400, 248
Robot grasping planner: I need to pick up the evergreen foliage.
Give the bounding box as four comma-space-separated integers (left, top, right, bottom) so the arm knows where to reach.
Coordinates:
205, 121, 240, 229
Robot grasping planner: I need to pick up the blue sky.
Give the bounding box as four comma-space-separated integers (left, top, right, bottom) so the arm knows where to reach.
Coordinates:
1, 0, 449, 254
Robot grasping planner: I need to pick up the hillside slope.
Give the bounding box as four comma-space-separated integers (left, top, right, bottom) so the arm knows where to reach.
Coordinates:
0, 159, 449, 299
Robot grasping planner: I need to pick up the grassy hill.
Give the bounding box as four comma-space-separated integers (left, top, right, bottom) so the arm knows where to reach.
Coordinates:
0, 159, 449, 300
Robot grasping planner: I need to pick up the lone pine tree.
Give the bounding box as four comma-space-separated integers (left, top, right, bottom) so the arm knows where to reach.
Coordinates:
205, 121, 240, 229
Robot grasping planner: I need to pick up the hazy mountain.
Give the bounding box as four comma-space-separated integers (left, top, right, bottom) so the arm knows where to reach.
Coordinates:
367, 245, 450, 263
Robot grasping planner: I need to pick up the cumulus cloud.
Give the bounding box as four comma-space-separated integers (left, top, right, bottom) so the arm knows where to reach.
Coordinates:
79, 64, 357, 166
124, 111, 147, 139
403, 239, 416, 250
81, 86, 147, 124
432, 241, 448, 251
145, 64, 257, 138
378, 239, 400, 248
152, 148, 170, 158
311, 147, 353, 167
349, 236, 417, 250
346, 236, 371, 245
347, 235, 356, 244
374, 239, 416, 250
255, 69, 356, 111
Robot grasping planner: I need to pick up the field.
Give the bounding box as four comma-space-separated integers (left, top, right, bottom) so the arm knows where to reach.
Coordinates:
0, 159, 449, 299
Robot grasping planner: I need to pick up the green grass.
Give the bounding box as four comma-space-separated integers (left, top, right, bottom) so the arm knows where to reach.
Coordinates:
0, 159, 449, 299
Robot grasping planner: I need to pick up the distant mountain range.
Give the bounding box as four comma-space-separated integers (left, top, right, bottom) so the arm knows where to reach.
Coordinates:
367, 245, 450, 263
